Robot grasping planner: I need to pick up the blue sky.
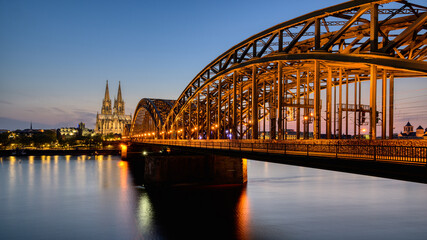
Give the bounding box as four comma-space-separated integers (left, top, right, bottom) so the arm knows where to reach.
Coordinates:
1, 0, 426, 131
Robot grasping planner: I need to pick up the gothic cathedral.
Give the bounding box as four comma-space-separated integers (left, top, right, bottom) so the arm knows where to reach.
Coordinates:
95, 81, 132, 135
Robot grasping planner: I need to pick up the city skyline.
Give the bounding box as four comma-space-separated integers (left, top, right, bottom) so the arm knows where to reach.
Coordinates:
1, 0, 426, 131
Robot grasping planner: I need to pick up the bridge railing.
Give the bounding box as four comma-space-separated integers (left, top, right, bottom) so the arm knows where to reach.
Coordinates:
135, 139, 427, 165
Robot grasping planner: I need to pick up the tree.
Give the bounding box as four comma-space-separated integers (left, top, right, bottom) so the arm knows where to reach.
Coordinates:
32, 130, 57, 147
0, 132, 10, 149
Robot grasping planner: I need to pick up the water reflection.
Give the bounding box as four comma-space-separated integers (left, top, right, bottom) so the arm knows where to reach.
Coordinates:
118, 161, 129, 189
137, 192, 154, 232
1, 156, 427, 240
10, 156, 16, 165
133, 186, 246, 240
236, 187, 250, 240
28, 156, 35, 190
124, 157, 250, 239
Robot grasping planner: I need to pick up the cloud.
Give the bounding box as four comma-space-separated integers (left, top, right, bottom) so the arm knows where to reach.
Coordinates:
0, 100, 12, 105
72, 109, 96, 118
51, 107, 67, 113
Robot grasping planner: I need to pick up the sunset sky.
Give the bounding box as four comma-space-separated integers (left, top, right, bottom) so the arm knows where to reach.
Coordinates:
1, 0, 426, 132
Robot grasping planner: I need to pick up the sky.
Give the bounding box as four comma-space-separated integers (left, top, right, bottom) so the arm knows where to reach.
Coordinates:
1, 0, 426, 132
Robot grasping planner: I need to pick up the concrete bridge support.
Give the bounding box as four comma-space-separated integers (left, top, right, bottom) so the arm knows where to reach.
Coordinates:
121, 144, 247, 188
144, 154, 247, 188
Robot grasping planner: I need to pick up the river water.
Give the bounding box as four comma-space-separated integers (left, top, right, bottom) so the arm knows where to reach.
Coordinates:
0, 155, 426, 240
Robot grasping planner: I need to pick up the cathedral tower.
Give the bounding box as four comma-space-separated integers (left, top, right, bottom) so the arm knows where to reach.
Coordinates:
114, 81, 125, 115
95, 81, 131, 135
101, 80, 112, 115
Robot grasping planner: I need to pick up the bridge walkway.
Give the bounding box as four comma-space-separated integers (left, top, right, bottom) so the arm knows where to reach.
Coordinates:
131, 139, 427, 166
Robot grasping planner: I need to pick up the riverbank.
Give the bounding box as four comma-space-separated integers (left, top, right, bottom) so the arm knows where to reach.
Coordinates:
0, 149, 120, 156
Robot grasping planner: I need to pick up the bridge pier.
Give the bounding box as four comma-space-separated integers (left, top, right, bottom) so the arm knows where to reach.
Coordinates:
122, 143, 247, 188
145, 153, 247, 188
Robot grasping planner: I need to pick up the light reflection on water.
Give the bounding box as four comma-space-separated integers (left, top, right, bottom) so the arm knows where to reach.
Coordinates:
0, 155, 427, 240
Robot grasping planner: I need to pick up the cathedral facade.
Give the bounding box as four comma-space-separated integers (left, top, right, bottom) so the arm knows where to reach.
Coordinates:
95, 81, 132, 135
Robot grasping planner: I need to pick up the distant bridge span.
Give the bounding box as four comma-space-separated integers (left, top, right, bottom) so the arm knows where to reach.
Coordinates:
129, 0, 427, 141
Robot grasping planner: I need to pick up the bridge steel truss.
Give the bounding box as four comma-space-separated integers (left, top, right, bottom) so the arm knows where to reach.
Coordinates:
131, 0, 427, 141
130, 98, 175, 137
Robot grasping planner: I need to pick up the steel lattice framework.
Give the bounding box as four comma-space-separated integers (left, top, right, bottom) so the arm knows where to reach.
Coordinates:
130, 98, 175, 136
130, 0, 427, 141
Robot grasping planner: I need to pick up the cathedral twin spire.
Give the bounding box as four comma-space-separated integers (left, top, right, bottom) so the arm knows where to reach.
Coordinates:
101, 80, 112, 115
101, 80, 125, 116
96, 81, 131, 135
114, 81, 125, 115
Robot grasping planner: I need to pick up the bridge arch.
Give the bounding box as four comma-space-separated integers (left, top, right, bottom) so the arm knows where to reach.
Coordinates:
132, 0, 427, 140
130, 98, 175, 138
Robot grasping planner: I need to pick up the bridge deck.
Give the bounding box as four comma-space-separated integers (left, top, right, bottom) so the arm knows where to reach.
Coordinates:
126, 139, 427, 183
132, 139, 427, 166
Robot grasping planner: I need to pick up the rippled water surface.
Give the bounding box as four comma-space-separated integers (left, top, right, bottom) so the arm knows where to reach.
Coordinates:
1, 155, 426, 239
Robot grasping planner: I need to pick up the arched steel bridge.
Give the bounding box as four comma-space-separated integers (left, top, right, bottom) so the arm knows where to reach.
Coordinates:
130, 98, 175, 137
129, 0, 427, 141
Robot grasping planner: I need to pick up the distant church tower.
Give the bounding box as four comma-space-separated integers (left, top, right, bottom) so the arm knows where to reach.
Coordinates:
102, 80, 112, 115
113, 81, 125, 115
403, 122, 413, 135
95, 81, 132, 135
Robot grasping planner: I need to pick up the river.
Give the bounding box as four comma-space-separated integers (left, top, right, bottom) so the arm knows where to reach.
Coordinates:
0, 155, 426, 239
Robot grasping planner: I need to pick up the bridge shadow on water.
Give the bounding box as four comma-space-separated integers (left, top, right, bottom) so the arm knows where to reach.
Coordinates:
127, 161, 250, 240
